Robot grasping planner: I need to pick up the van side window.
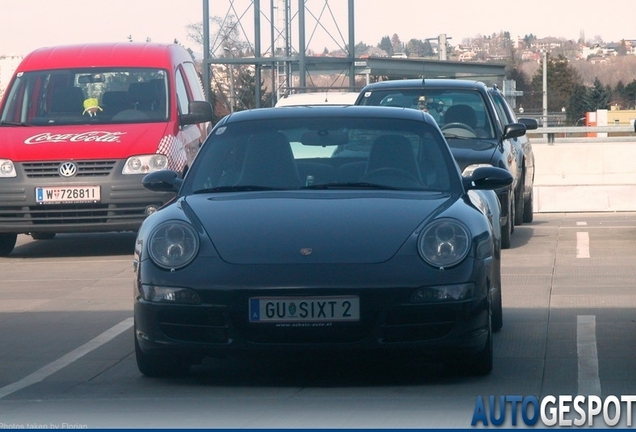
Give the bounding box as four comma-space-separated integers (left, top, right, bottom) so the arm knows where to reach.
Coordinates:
182, 62, 206, 101
175, 69, 189, 115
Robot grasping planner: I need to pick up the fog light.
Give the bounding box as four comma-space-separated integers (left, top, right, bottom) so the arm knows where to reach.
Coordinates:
145, 205, 158, 215
140, 285, 201, 304
410, 284, 474, 303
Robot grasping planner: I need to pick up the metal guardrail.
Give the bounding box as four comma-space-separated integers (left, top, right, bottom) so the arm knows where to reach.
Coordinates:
530, 125, 635, 144
534, 126, 634, 134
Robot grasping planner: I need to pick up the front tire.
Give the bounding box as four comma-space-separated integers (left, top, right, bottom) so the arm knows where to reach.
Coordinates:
135, 333, 190, 377
500, 192, 512, 249
492, 285, 503, 333
445, 307, 493, 376
0, 233, 17, 256
523, 190, 534, 223
514, 184, 525, 226
468, 318, 493, 376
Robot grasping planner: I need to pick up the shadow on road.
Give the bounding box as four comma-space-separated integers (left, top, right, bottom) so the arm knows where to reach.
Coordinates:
164, 350, 485, 388
8, 232, 137, 258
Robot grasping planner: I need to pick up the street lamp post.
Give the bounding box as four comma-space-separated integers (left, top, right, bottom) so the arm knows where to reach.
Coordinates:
542, 50, 548, 128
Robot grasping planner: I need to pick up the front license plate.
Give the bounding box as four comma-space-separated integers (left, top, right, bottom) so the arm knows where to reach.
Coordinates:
36, 186, 100, 204
249, 296, 360, 323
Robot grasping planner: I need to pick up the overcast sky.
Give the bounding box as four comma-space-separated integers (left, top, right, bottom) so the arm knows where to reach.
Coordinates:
1, 0, 634, 56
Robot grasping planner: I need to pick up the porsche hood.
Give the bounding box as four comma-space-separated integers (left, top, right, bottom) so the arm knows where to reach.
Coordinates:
185, 193, 454, 265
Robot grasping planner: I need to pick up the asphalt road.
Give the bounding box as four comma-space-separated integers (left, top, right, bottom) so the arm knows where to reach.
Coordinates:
1, 212, 635, 428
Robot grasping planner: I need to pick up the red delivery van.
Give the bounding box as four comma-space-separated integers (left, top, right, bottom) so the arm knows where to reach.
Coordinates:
0, 42, 213, 255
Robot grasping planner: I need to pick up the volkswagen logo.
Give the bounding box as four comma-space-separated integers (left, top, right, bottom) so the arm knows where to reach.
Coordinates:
58, 162, 77, 178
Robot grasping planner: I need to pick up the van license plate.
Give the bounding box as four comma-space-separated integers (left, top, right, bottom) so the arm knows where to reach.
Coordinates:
249, 296, 360, 323
36, 186, 101, 204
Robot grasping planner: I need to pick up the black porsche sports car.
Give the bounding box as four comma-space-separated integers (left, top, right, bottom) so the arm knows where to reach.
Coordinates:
133, 105, 512, 377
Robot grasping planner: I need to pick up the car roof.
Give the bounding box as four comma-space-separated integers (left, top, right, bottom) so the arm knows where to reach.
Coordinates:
274, 92, 359, 107
217, 104, 439, 126
17, 43, 190, 71
360, 79, 489, 92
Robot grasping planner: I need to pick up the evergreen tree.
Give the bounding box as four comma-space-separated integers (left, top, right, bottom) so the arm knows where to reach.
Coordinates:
405, 39, 434, 57
378, 36, 394, 56
506, 66, 531, 109
613, 80, 625, 107
354, 42, 370, 56
585, 77, 611, 111
530, 54, 581, 112
622, 79, 636, 109
566, 84, 590, 124
233, 67, 269, 111
391, 33, 403, 53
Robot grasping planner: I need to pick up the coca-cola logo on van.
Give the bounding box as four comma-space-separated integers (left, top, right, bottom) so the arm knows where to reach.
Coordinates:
24, 131, 127, 144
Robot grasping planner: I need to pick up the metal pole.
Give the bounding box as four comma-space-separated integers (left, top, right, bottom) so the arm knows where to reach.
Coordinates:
543, 50, 548, 127
228, 64, 234, 112
439, 34, 447, 61
348, 0, 355, 90
254, 0, 262, 108
298, 0, 306, 90
202, 0, 211, 102
270, 0, 276, 105
223, 47, 234, 112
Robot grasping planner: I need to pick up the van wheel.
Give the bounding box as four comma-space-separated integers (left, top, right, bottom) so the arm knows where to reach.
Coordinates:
0, 233, 17, 256
31, 232, 56, 240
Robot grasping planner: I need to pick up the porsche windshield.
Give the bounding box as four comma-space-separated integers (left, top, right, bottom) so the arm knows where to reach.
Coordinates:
187, 116, 457, 193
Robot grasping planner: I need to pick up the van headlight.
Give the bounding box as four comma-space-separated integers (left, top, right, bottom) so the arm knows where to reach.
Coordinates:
0, 159, 16, 177
148, 221, 199, 270
418, 218, 470, 268
123, 154, 168, 174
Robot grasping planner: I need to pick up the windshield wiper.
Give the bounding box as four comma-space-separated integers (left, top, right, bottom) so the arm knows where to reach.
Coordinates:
193, 185, 284, 194
442, 132, 471, 140
302, 182, 401, 190
0, 120, 31, 126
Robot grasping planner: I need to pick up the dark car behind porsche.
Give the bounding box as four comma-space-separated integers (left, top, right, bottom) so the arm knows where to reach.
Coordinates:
355, 79, 529, 248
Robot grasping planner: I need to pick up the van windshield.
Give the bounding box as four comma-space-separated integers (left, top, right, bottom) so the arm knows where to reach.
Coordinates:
0, 68, 169, 125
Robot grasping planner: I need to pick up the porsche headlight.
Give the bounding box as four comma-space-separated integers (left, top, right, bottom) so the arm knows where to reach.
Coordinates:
0, 159, 16, 177
123, 154, 168, 174
418, 218, 470, 268
148, 221, 199, 269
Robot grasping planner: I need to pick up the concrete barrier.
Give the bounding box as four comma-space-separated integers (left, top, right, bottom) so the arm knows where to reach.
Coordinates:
533, 141, 636, 212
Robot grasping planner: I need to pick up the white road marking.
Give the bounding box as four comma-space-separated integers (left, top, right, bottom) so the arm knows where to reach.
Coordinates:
577, 231, 590, 258
0, 317, 133, 400
577, 315, 601, 396
576, 221, 587, 226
